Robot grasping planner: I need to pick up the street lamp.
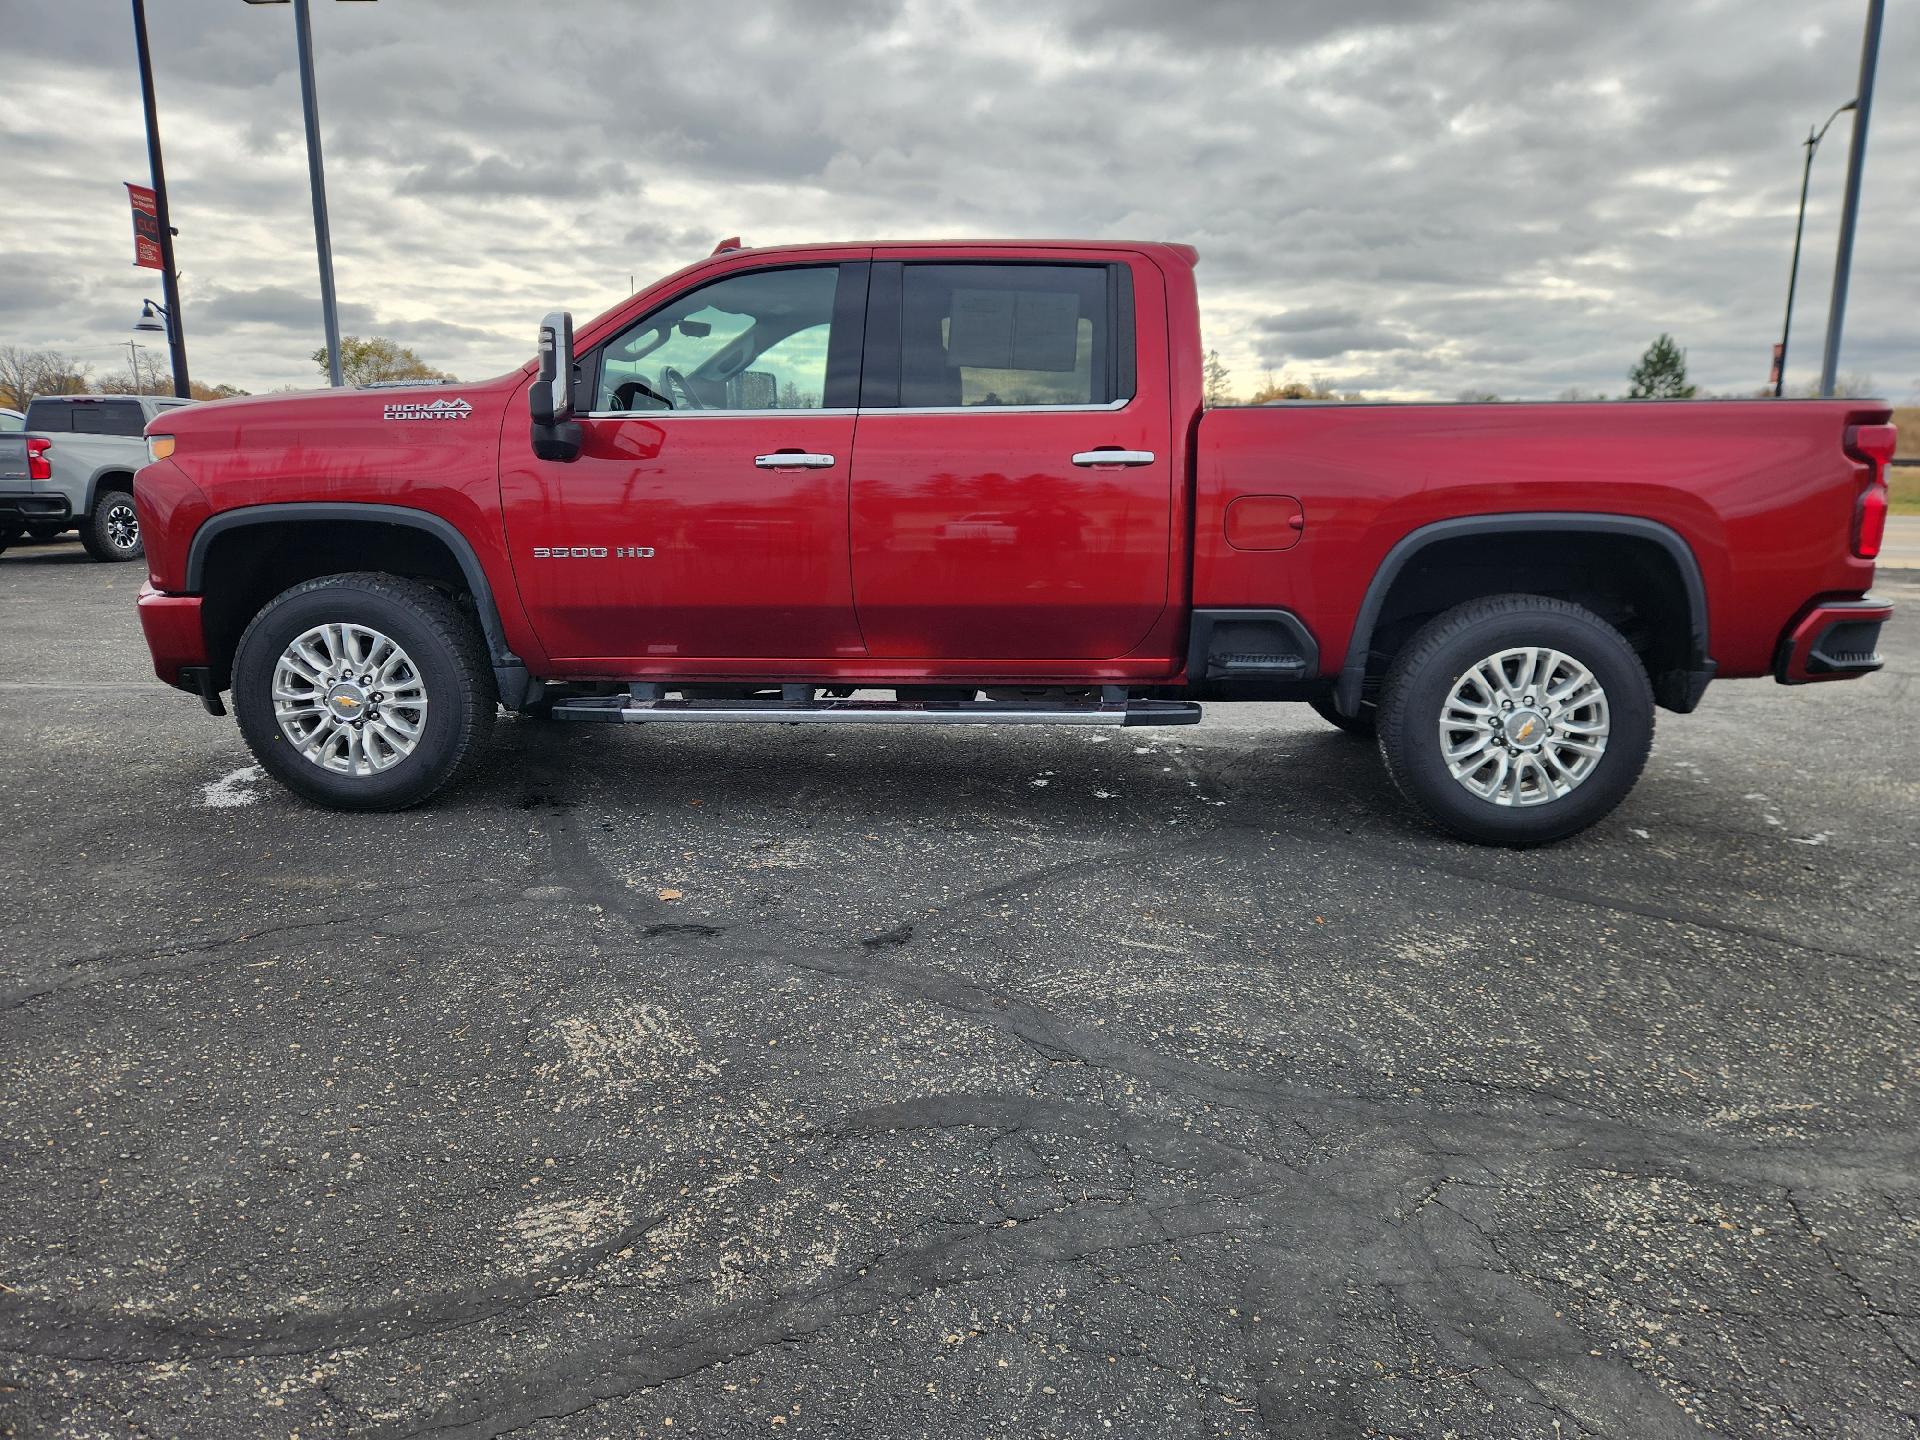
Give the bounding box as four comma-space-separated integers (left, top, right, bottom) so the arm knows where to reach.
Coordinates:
131, 299, 171, 391
243, 0, 376, 388
1773, 99, 1856, 397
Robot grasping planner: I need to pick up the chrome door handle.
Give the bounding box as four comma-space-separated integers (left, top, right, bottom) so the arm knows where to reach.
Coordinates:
755, 452, 836, 469
1071, 449, 1156, 467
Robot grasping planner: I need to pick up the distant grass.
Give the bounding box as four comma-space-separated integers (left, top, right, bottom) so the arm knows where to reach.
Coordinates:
1894, 407, 1919, 461
1891, 466, 1920, 517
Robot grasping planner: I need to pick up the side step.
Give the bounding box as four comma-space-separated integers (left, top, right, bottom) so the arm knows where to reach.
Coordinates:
550, 687, 1201, 728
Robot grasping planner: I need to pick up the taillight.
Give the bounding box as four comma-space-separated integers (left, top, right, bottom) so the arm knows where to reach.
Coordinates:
25, 435, 52, 481
1845, 423, 1896, 560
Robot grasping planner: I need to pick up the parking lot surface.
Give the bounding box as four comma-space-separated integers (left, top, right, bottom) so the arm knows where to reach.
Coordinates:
2, 538, 1916, 1439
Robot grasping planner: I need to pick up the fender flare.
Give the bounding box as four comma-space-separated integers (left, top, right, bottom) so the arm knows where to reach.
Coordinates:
185, 502, 532, 706
1332, 512, 1713, 715
84, 465, 140, 517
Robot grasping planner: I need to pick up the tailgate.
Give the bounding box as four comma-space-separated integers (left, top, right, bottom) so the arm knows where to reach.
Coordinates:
0, 436, 28, 489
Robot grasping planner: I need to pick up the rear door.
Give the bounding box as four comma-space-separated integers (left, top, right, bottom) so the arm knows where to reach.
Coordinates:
848, 252, 1172, 659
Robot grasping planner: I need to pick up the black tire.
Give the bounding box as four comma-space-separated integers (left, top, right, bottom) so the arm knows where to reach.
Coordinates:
0, 524, 22, 555
1376, 594, 1653, 847
232, 572, 496, 811
81, 488, 143, 562
1308, 695, 1376, 739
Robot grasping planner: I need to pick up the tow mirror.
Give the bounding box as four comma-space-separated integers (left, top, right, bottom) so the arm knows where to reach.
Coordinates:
530, 309, 582, 462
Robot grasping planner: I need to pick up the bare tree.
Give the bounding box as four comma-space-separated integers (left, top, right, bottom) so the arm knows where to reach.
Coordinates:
0, 346, 94, 409
1202, 349, 1235, 408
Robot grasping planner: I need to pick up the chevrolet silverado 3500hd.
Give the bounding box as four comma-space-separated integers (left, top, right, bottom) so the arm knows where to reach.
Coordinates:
131, 239, 1895, 844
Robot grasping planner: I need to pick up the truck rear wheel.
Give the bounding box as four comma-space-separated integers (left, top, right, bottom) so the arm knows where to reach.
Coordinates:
231, 573, 496, 811
81, 488, 143, 562
1375, 594, 1653, 846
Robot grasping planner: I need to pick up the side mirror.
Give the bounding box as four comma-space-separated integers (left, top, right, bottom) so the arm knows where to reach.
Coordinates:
530, 309, 582, 462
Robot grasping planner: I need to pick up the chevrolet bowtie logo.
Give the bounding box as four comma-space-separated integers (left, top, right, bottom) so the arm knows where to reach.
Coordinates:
1516, 718, 1536, 740
335, 694, 361, 709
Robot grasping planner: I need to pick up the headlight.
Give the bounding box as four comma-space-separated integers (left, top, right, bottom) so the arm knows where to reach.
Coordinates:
146, 434, 175, 463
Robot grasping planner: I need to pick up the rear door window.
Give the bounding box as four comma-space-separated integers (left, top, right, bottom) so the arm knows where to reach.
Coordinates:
888, 263, 1120, 408
23, 400, 72, 433
68, 401, 147, 437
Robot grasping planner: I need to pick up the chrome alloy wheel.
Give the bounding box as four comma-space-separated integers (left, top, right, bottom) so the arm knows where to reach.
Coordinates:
1438, 646, 1610, 807
104, 500, 139, 553
272, 623, 429, 776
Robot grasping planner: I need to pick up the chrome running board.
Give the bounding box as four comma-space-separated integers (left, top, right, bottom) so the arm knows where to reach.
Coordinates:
550, 687, 1201, 728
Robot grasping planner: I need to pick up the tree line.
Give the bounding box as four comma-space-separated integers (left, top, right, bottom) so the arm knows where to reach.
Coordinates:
0, 344, 243, 409
6, 331, 1877, 413
1203, 334, 1880, 407
0, 335, 453, 411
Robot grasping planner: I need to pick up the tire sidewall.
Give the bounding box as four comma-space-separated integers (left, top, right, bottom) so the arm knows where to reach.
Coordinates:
1386, 608, 1652, 845
234, 584, 473, 810
87, 492, 144, 562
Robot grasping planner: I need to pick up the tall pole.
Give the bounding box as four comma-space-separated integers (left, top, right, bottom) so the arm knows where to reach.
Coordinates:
1774, 135, 1817, 398
130, 0, 190, 398
1819, 0, 1883, 397
1774, 102, 1853, 398
294, 0, 345, 387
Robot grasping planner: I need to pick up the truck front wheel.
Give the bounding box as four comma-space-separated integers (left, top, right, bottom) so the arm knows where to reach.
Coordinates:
231, 573, 496, 811
1375, 595, 1653, 846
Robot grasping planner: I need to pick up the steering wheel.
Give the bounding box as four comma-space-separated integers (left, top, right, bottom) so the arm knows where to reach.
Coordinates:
612, 378, 671, 412
660, 366, 703, 410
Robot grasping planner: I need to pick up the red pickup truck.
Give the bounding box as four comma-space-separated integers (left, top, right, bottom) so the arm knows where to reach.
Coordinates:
132, 239, 1896, 844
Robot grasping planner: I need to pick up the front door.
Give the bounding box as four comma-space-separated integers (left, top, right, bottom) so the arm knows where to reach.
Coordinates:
848, 256, 1173, 660
502, 261, 870, 663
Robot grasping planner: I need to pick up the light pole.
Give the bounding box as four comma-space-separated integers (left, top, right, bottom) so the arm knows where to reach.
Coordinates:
1819, 0, 1884, 397
130, 0, 191, 397
1773, 100, 1855, 397
244, 0, 374, 388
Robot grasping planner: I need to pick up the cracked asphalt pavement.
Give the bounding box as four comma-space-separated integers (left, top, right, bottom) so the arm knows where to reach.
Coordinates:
2, 538, 1916, 1438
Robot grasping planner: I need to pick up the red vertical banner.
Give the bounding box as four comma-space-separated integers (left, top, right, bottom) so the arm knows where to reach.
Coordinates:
126, 183, 163, 270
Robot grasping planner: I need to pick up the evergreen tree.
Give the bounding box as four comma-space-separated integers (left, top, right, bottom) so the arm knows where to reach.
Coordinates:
1627, 334, 1696, 399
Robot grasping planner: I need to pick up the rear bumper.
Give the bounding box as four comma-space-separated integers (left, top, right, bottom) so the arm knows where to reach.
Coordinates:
0, 490, 73, 524
137, 582, 209, 690
1775, 597, 1893, 684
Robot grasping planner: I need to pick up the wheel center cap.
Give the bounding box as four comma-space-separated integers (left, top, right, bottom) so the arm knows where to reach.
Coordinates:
325, 681, 369, 721
1503, 709, 1547, 748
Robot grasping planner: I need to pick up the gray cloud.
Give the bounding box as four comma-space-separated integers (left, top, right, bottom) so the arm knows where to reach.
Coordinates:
0, 0, 1912, 401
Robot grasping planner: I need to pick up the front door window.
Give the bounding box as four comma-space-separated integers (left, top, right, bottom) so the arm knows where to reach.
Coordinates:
594, 266, 840, 413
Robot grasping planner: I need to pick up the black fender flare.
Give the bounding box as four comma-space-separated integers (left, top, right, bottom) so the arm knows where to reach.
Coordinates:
185, 502, 533, 706
85, 466, 139, 517
1332, 512, 1713, 716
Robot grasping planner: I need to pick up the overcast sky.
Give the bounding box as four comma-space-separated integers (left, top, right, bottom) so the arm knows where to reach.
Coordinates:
1, 0, 1913, 401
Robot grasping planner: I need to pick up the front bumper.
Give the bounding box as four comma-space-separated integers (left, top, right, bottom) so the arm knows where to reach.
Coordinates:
1775, 597, 1893, 684
137, 581, 209, 690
